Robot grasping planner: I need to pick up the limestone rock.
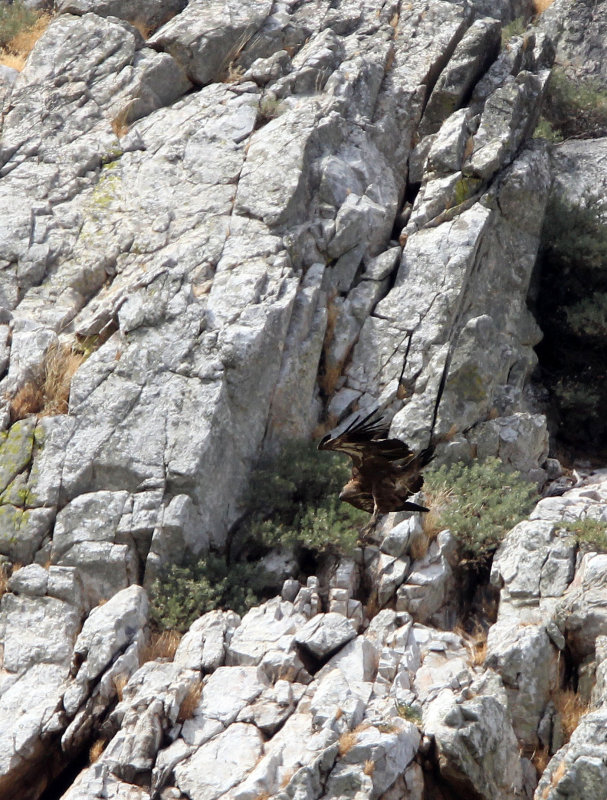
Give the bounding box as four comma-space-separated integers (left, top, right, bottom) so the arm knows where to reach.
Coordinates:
294, 612, 358, 662
424, 689, 524, 800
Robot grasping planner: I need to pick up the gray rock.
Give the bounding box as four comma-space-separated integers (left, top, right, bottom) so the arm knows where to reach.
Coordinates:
424, 689, 524, 800
174, 609, 240, 672
486, 620, 560, 747
464, 71, 549, 180
227, 598, 308, 667
294, 612, 358, 661
421, 17, 502, 135
174, 722, 265, 800
149, 0, 273, 86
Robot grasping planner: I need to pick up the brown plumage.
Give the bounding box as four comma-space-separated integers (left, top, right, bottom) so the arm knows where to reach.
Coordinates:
318, 410, 435, 517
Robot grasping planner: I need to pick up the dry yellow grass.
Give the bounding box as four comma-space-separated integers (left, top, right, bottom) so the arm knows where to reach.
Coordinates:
0, 564, 10, 598
422, 485, 453, 539
338, 723, 370, 756
363, 759, 375, 776
140, 629, 182, 663
40, 342, 85, 415
128, 18, 153, 40
9, 381, 43, 422
89, 738, 106, 764
111, 105, 131, 138
113, 674, 129, 701
531, 745, 550, 777
533, 0, 555, 13
0, 13, 51, 70
409, 530, 429, 560
177, 679, 203, 722
338, 729, 358, 756
553, 688, 588, 742
9, 343, 85, 422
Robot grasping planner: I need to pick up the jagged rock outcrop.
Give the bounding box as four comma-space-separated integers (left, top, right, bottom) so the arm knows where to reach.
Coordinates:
2, 0, 607, 797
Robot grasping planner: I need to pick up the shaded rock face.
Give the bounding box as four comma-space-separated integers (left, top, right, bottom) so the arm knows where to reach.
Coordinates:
1, 0, 607, 799
533, 138, 607, 457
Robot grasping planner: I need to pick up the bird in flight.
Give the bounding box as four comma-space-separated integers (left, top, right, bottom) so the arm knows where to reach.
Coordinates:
318, 410, 436, 533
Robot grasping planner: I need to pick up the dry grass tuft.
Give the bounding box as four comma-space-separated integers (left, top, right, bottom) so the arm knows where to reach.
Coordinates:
89, 738, 106, 764
422, 484, 453, 539
0, 563, 10, 599
533, 0, 555, 12
9, 381, 43, 422
532, 745, 550, 777
470, 625, 488, 667
338, 723, 370, 756
140, 629, 182, 663
409, 530, 429, 561
0, 12, 51, 70
177, 679, 203, 722
363, 759, 375, 776
553, 688, 588, 742
113, 673, 129, 701
128, 18, 154, 39
338, 729, 358, 756
9, 343, 85, 422
111, 105, 131, 138
41, 342, 85, 415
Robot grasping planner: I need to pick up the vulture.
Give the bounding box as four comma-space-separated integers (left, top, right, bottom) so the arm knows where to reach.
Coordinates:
318, 410, 436, 522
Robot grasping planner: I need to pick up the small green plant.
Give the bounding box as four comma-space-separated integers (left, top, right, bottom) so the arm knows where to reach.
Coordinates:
0, 1, 38, 49
246, 440, 364, 556
150, 554, 270, 632
559, 518, 607, 553
423, 457, 537, 565
541, 197, 607, 277
501, 16, 526, 47
395, 701, 422, 724
542, 67, 607, 139
258, 95, 283, 123
532, 116, 564, 143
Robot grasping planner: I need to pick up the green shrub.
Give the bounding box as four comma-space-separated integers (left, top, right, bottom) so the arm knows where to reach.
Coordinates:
246, 439, 365, 556
542, 67, 607, 139
501, 16, 526, 47
559, 518, 607, 553
540, 197, 607, 278
0, 1, 38, 49
535, 195, 607, 451
149, 553, 270, 632
424, 457, 537, 565
565, 293, 607, 339
532, 116, 564, 143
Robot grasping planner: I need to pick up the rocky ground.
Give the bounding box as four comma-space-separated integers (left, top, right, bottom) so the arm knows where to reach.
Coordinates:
1, 0, 607, 797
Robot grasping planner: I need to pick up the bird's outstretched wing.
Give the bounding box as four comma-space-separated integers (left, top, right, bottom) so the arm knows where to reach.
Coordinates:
318, 409, 414, 467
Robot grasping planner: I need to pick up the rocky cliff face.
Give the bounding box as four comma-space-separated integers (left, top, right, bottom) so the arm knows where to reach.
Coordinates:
1, 0, 607, 798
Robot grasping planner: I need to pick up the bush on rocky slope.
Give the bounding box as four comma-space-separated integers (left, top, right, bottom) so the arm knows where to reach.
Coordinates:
151, 441, 364, 630
150, 554, 270, 632
246, 440, 364, 556
0, 0, 50, 70
424, 457, 537, 565
535, 196, 607, 453
539, 67, 607, 139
